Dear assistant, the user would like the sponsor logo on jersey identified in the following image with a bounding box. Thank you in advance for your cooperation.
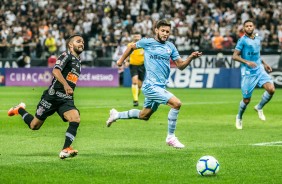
[56,60,61,65]
[149,54,169,61]
[40,99,52,109]
[48,88,55,95]
[66,72,78,84]
[36,106,45,116]
[56,91,72,99]
[166,48,171,54]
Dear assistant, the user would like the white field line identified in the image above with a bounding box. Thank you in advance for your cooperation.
[251,141,282,146]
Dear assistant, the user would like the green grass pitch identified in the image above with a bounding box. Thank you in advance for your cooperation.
[0,87,281,183]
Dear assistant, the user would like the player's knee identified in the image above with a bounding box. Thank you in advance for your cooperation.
[173,101,182,109]
[140,115,150,121]
[139,113,151,120]
[29,120,43,130]
[68,116,80,123]
[268,87,275,95]
[243,99,250,104]
[30,124,40,130]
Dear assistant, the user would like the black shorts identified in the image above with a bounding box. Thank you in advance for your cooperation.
[129,64,145,81]
[35,90,79,122]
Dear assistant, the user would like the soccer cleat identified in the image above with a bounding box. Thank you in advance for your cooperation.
[166,136,185,149]
[106,108,119,127]
[8,102,26,116]
[59,147,78,159]
[133,101,139,107]
[236,115,243,129]
[254,105,266,121]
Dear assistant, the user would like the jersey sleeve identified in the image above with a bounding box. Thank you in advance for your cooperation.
[136,38,148,49]
[54,52,70,70]
[170,43,180,61]
[235,38,244,51]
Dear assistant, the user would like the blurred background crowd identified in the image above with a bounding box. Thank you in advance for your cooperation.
[0,0,282,64]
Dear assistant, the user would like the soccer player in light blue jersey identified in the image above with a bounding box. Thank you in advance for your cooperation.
[232,19,275,130]
[106,19,202,148]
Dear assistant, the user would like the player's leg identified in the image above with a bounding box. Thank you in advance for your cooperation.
[257,82,275,109]
[8,102,46,129]
[236,75,256,129]
[131,75,139,106]
[130,65,139,106]
[254,73,275,120]
[137,64,145,97]
[106,83,161,127]
[166,95,184,148]
[106,108,154,127]
[58,103,80,159]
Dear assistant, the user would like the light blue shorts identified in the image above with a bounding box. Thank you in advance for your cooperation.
[241,70,273,98]
[142,84,174,112]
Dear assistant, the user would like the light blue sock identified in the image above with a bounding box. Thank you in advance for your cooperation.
[238,100,247,119]
[168,108,179,136]
[118,109,140,119]
[257,91,272,109]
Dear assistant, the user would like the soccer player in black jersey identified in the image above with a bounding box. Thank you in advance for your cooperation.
[8,34,84,159]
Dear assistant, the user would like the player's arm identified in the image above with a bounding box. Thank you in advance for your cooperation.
[52,68,73,95]
[261,59,272,72]
[117,43,137,66]
[174,51,202,70]
[232,50,257,68]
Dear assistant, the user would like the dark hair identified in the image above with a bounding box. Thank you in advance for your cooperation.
[243,19,255,26]
[155,19,171,29]
[133,32,141,35]
[66,34,83,49]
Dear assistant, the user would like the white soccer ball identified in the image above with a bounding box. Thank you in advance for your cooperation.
[196,155,220,176]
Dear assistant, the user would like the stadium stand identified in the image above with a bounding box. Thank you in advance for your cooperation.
[0,0,281,67]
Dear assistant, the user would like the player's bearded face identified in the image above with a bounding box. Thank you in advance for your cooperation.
[244,22,254,35]
[72,37,84,55]
[156,26,170,42]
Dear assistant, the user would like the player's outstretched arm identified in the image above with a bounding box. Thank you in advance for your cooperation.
[174,51,202,70]
[117,43,137,66]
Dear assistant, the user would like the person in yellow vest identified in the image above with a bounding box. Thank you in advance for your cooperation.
[45,33,57,56]
[127,33,145,106]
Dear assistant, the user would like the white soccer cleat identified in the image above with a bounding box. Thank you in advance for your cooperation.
[106,108,119,127]
[254,105,266,121]
[59,147,78,159]
[236,115,243,130]
[166,136,185,149]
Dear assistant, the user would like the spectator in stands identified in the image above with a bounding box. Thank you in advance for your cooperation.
[212,31,224,50]
[11,32,24,58]
[0,0,281,62]
[200,32,212,50]
[267,34,280,52]
[44,33,57,57]
[190,29,201,51]
[112,40,128,85]
[215,52,226,68]
[17,52,30,68]
[0,36,9,58]
[222,32,235,50]
[57,32,66,54]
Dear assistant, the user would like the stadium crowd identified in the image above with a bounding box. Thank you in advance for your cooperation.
[0,0,282,62]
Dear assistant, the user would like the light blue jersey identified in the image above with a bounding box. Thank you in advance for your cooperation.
[235,35,273,98]
[136,38,180,86]
[136,38,180,111]
[235,35,262,75]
